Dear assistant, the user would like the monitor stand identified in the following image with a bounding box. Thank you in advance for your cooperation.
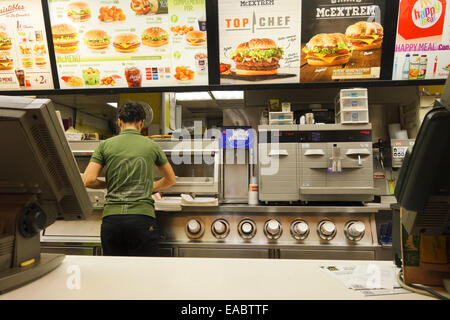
[0,253,64,294]
[0,194,65,294]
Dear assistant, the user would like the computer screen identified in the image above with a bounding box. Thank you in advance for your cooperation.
[394,78,450,236]
[0,96,92,227]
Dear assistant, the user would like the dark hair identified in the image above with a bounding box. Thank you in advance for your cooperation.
[118,102,147,123]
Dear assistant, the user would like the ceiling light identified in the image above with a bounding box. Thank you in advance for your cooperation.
[211,91,244,100]
[107,102,118,108]
[176,92,212,101]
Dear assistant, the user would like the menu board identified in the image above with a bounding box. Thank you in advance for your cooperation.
[218,0,301,85]
[0,0,54,90]
[300,0,385,82]
[392,0,450,81]
[218,0,385,85]
[47,0,208,89]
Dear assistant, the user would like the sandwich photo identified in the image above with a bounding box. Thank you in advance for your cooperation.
[61,76,83,87]
[130,0,158,15]
[67,2,91,22]
[185,30,206,46]
[113,33,141,53]
[230,38,284,76]
[35,57,47,68]
[84,29,110,50]
[21,57,33,68]
[345,21,383,51]
[0,32,12,50]
[0,52,13,70]
[142,27,168,47]
[302,33,352,66]
[52,24,79,54]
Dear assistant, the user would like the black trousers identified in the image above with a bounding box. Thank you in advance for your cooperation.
[101,214,159,256]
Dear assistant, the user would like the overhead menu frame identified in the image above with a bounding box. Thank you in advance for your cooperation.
[0,0,55,91]
[392,0,450,81]
[0,0,447,96]
[46,0,209,90]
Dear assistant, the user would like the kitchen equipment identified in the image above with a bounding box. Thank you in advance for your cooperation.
[297,124,374,202]
[258,125,298,203]
[69,140,106,208]
[220,127,254,203]
[391,139,415,168]
[155,205,382,260]
[153,138,220,196]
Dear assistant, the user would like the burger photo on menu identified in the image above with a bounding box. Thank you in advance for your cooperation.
[302,33,352,66]
[113,33,141,53]
[67,2,92,22]
[345,21,383,51]
[230,38,284,76]
[0,32,12,50]
[142,27,168,47]
[300,0,385,82]
[0,52,13,70]
[35,57,47,68]
[52,24,79,54]
[185,30,206,47]
[84,29,111,50]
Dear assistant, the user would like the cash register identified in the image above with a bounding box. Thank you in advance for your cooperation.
[393,76,450,294]
[0,96,92,293]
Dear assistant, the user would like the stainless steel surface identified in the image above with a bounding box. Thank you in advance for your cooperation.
[211,219,230,239]
[60,138,391,261]
[222,149,249,203]
[290,220,310,240]
[298,124,375,202]
[279,249,375,260]
[344,221,366,241]
[178,204,388,213]
[177,247,270,259]
[317,220,337,241]
[157,212,377,247]
[258,125,299,202]
[154,139,220,196]
[68,140,101,156]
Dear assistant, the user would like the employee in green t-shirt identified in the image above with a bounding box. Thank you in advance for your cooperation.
[83,102,176,256]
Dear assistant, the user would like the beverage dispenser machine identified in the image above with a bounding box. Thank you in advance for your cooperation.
[220,127,254,203]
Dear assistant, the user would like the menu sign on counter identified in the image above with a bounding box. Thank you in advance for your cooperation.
[47,0,208,89]
[392,0,450,81]
[0,0,54,91]
[218,0,301,85]
[300,0,385,82]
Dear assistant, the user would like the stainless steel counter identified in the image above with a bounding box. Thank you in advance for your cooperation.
[40,204,393,260]
[178,203,390,213]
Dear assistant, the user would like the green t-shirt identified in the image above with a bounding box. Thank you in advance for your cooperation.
[90,129,168,218]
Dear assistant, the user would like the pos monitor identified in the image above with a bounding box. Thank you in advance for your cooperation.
[0,96,92,293]
[394,76,450,236]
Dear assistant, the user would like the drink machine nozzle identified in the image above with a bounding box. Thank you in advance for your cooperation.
[331,145,342,173]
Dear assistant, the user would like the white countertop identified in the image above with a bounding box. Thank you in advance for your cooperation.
[0,256,433,300]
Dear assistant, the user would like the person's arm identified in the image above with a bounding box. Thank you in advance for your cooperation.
[83,162,107,189]
[153,162,176,192]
